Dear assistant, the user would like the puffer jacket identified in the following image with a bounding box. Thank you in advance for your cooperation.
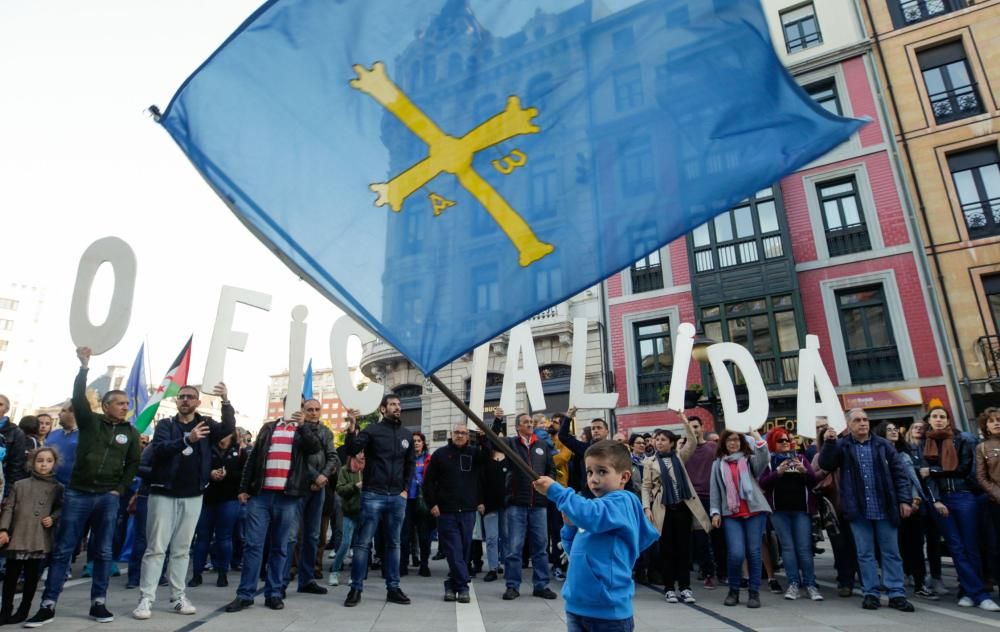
[344,417,415,496]
[505,433,553,508]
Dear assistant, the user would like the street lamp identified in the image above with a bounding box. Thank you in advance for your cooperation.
[691,330,717,364]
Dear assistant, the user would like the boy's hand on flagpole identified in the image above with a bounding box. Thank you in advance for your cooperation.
[532,476,555,495]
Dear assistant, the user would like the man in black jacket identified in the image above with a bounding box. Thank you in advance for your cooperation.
[133,384,235,621]
[342,395,415,607]
[224,406,322,613]
[423,423,485,603]
[502,412,557,601]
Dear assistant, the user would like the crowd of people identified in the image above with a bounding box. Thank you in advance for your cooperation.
[0,347,999,629]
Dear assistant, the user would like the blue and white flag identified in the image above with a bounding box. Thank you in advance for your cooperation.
[157,0,865,374]
[303,359,314,400]
[125,344,149,426]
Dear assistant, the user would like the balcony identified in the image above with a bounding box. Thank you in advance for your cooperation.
[528,302,573,339]
[898,0,961,26]
[826,224,871,257]
[637,373,669,405]
[962,197,1000,240]
[630,264,664,293]
[978,335,1000,380]
[359,336,404,380]
[929,84,982,124]
[846,346,904,384]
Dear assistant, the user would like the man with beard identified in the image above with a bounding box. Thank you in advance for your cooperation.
[132,384,235,620]
[342,395,415,607]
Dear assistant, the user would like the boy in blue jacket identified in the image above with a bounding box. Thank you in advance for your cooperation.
[533,440,658,632]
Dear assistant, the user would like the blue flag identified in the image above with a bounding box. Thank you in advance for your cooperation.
[125,344,149,426]
[157,0,865,374]
[303,359,314,400]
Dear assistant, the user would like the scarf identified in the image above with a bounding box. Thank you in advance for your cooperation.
[722,453,755,514]
[924,428,958,472]
[656,451,691,506]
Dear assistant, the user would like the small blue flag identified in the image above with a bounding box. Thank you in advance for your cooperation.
[125,344,149,426]
[157,0,865,374]
[303,359,314,400]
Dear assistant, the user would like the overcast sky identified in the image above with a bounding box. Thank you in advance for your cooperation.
[0,1,364,418]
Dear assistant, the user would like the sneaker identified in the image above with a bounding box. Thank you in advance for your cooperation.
[807,586,823,601]
[444,590,457,602]
[532,587,558,600]
[888,596,915,612]
[171,597,196,615]
[703,575,716,590]
[768,578,783,594]
[838,586,853,598]
[225,598,253,613]
[132,598,152,620]
[914,588,939,600]
[328,572,340,587]
[724,589,740,606]
[81,563,93,578]
[680,589,696,604]
[111,563,121,577]
[784,582,800,600]
[502,587,519,600]
[552,568,566,581]
[327,551,337,559]
[483,570,498,582]
[457,591,470,604]
[90,602,114,623]
[665,590,679,603]
[979,598,1000,612]
[928,577,949,595]
[958,595,975,607]
[23,606,55,628]
[747,591,761,609]
[862,595,880,610]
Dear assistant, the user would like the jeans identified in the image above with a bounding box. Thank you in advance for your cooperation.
[192,499,241,576]
[504,505,550,590]
[722,514,766,593]
[484,510,505,571]
[931,492,989,603]
[350,492,406,591]
[236,491,302,600]
[128,495,150,586]
[331,515,356,573]
[294,489,324,588]
[140,494,203,603]
[769,510,816,587]
[42,489,119,604]
[438,512,476,592]
[849,519,905,598]
[566,612,634,632]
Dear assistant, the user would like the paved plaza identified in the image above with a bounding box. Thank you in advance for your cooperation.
[16,550,1000,632]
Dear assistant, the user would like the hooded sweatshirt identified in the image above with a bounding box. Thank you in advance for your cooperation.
[546,482,658,621]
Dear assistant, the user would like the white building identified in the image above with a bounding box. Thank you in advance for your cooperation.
[0,282,47,420]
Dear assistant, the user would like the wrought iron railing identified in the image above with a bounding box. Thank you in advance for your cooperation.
[962,197,1000,239]
[899,0,956,25]
[846,346,904,384]
[929,84,982,124]
[638,373,669,405]
[978,335,1000,380]
[631,264,664,293]
[826,223,871,257]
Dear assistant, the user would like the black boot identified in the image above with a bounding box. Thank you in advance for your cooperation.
[217,572,229,587]
[724,589,739,606]
[0,606,11,625]
[9,603,30,624]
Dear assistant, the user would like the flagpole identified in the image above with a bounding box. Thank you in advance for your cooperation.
[426,373,539,482]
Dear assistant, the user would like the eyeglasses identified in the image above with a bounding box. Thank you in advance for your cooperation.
[304,408,321,413]
[453,430,469,435]
[177,394,198,401]
[886,427,899,433]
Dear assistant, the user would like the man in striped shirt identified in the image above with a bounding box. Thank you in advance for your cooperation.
[225,404,322,613]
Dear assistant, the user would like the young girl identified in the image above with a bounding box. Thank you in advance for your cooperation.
[0,447,63,623]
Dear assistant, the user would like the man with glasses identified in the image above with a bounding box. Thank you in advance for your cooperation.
[25,347,142,628]
[422,423,486,603]
[132,383,235,621]
[286,398,339,596]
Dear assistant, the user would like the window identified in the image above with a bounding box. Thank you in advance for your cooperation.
[618,135,655,195]
[781,4,822,53]
[889,0,965,29]
[0,299,17,311]
[836,286,904,384]
[948,145,1000,239]
[806,79,841,116]
[533,254,563,304]
[634,319,672,405]
[984,275,1000,334]
[530,155,558,218]
[691,188,783,273]
[0,320,12,331]
[918,42,982,124]
[700,294,801,386]
[631,251,664,293]
[818,177,871,256]
[614,64,643,112]
[472,265,499,313]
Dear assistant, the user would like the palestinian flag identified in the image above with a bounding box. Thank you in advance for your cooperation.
[135,336,192,432]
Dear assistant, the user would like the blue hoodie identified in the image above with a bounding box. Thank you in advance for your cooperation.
[547,482,658,620]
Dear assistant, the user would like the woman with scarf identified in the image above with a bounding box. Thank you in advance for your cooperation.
[758,428,823,601]
[709,428,770,609]
[641,416,710,605]
[917,406,1000,611]
[629,434,647,486]
[400,432,433,577]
